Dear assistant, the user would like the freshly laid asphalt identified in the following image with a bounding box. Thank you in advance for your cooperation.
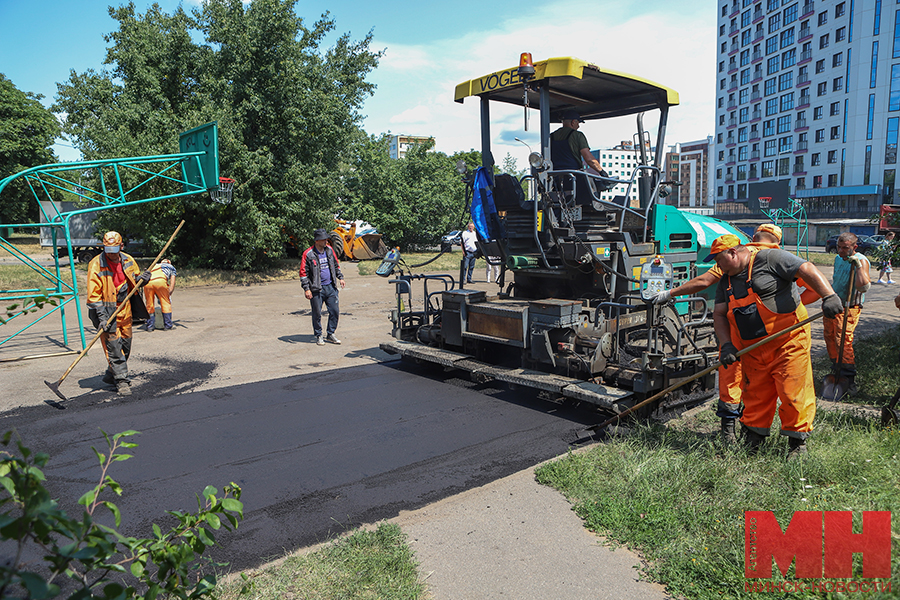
[2,257,898,599]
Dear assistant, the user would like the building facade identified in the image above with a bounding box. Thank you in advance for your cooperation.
[388,135,435,159]
[590,141,647,207]
[664,137,716,215]
[714,0,897,240]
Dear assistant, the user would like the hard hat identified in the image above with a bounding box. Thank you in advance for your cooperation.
[103,231,123,246]
[755,223,783,242]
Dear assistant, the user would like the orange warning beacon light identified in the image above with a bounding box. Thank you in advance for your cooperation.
[518,52,535,80]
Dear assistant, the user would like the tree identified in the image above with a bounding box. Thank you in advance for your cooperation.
[0,74,60,226]
[340,135,471,250]
[53,0,382,270]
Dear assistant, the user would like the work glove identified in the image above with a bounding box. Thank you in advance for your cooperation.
[846,255,863,269]
[650,289,672,305]
[821,293,843,319]
[719,342,739,366]
[138,270,151,286]
[98,310,117,334]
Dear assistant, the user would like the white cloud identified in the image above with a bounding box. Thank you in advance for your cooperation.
[361,0,715,170]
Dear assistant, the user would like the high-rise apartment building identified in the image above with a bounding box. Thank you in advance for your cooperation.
[590,141,647,207]
[388,135,435,159]
[664,137,716,215]
[714,0,896,237]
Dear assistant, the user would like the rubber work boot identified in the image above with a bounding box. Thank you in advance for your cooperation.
[325,333,341,345]
[102,371,116,385]
[787,436,808,460]
[162,313,173,330]
[116,381,132,396]
[742,426,767,455]
[845,376,858,397]
[145,315,155,331]
[721,417,737,445]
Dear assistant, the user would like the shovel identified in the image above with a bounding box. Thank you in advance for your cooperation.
[881,386,900,427]
[44,220,185,403]
[588,311,824,434]
[822,262,856,401]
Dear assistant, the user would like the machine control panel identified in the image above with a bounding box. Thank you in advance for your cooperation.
[639,256,673,301]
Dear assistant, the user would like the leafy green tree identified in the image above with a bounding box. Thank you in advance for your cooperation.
[0,75,61,226]
[53,0,381,270]
[340,136,471,250]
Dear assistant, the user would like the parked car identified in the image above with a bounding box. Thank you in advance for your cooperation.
[824,234,880,254]
[440,230,462,252]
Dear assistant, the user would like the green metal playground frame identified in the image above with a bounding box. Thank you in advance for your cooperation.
[0,122,220,359]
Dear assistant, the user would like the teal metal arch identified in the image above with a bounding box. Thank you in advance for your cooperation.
[0,122,220,359]
[759,195,810,259]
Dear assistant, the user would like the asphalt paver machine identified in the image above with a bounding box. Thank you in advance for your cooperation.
[380,55,748,420]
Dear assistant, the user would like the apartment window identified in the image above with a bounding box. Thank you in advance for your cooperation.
[890,64,900,110]
[813,106,823,120]
[720,115,726,126]
[813,175,822,188]
[741,68,751,85]
[811,153,821,166]
[894,10,900,58]
[723,4,729,16]
[836,27,846,42]
[815,59,825,74]
[875,0,882,35]
[718,148,725,159]
[767,56,780,75]
[764,119,776,136]
[830,102,840,116]
[765,139,778,156]
[796,177,805,188]
[818,11,827,26]
[766,98,779,115]
[742,29,752,46]
[783,2,798,24]
[739,127,748,142]
[835,2,845,17]
[815,129,825,142]
[739,145,749,160]
[717,168,723,180]
[868,94,876,139]
[832,52,843,68]
[830,125,841,139]
[765,77,777,95]
[871,42,880,88]
[766,35,779,55]
[779,136,793,152]
[833,77,843,91]
[769,13,781,33]
[739,89,748,105]
[720,24,727,37]
[742,9,752,27]
[795,155,805,171]
[740,106,750,123]
[740,49,751,66]
[721,78,727,90]
[778,157,791,175]
[887,117,899,164]
[762,160,774,177]
[777,115,792,133]
[782,48,796,68]
[768,0,780,10]
[828,150,837,163]
[780,27,795,48]
[777,72,792,91]
[780,92,794,111]
[718,97,725,108]
[722,41,728,53]
[820,34,829,49]
[828,174,838,186]
[817,81,827,96]
[865,146,872,184]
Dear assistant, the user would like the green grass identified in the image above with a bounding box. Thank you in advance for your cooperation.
[536,327,900,600]
[215,523,426,600]
[812,324,900,404]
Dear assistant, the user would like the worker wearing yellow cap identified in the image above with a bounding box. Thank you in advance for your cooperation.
[86,231,151,396]
[648,223,784,443]
[709,234,841,458]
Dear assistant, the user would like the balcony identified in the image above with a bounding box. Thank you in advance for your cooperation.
[752,109,762,120]
[728,118,738,127]
[796,141,808,151]
[752,50,762,62]
[730,24,739,36]
[737,171,748,180]
[727,100,737,109]
[754,29,764,42]
[753,8,763,21]
[800,25,811,40]
[728,80,739,91]
[751,150,761,159]
[751,91,761,102]
[750,132,760,141]
[795,118,807,129]
[801,1,814,17]
[799,49,812,63]
[798,95,811,108]
[797,74,810,86]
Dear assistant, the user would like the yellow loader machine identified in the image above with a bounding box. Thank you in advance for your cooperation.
[330,219,389,261]
[379,55,748,421]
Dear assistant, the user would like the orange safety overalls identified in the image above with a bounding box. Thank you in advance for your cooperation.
[712,243,778,418]
[722,253,816,439]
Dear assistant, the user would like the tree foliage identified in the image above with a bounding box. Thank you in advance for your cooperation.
[0,430,243,599]
[0,75,60,225]
[53,0,382,270]
[339,135,474,250]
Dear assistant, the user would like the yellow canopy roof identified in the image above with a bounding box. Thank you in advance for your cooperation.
[454,57,679,121]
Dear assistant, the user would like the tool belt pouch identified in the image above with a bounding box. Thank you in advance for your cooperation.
[732,304,768,341]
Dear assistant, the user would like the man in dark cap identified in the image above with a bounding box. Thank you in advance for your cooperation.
[550,109,608,173]
[300,228,345,345]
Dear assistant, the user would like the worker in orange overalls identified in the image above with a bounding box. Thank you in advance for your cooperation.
[144,258,178,331]
[709,234,842,458]
[823,233,871,397]
[86,231,150,396]
[650,224,784,444]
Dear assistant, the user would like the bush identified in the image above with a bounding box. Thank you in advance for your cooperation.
[0,430,243,599]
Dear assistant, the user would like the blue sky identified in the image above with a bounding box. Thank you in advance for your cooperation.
[0,0,715,169]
